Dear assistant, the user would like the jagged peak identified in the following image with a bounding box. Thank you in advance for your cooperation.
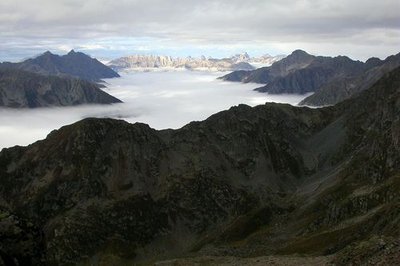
[30,51,58,60]
[66,49,87,57]
[40,51,56,57]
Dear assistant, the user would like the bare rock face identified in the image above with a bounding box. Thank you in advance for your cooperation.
[0,208,45,265]
[0,69,122,108]
[0,67,399,264]
[108,53,284,72]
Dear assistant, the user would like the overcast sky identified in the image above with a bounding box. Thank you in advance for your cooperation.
[0,0,399,62]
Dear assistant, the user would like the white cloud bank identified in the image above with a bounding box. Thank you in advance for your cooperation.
[0,71,310,149]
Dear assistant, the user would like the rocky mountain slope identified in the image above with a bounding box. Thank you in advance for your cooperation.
[219,50,316,83]
[300,52,400,106]
[0,50,120,82]
[0,67,399,264]
[255,55,365,94]
[220,50,400,105]
[108,53,284,72]
[0,68,121,108]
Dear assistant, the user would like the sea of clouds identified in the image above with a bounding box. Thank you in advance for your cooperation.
[0,71,311,149]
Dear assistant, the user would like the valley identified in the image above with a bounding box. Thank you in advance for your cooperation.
[0,66,399,265]
[0,70,310,149]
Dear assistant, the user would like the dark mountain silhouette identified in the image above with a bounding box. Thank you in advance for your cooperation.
[300,52,400,106]
[255,55,365,94]
[220,50,400,107]
[0,67,399,264]
[0,50,120,82]
[0,68,121,108]
[220,49,315,84]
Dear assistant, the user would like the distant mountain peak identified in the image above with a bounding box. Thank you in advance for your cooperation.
[232,52,251,61]
[292,49,307,53]
[40,51,57,57]
[290,49,311,56]
[108,53,284,72]
[66,50,88,58]
[2,50,120,81]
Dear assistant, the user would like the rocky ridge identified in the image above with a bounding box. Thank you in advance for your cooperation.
[300,52,400,106]
[221,50,400,106]
[0,50,120,82]
[108,53,285,72]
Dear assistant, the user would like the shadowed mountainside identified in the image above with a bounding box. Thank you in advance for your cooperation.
[0,68,122,108]
[300,52,400,106]
[219,50,316,84]
[0,67,399,264]
[220,50,400,106]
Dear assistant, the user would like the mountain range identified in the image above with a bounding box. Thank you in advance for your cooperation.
[300,52,400,106]
[220,50,400,106]
[0,51,122,108]
[1,66,399,265]
[0,50,120,82]
[108,53,285,72]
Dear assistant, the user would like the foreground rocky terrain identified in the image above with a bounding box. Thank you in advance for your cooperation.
[155,255,334,265]
[0,67,399,265]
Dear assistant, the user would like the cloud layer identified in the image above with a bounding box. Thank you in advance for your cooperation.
[0,71,310,149]
[0,0,399,61]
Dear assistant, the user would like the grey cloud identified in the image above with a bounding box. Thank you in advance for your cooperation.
[0,0,399,61]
